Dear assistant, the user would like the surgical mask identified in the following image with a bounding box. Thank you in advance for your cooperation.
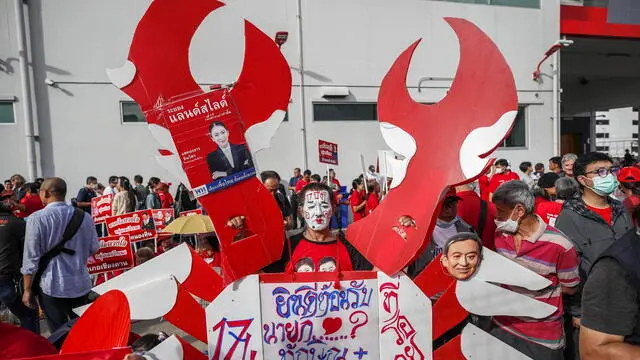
[589,174,619,197]
[437,217,459,229]
[495,168,504,174]
[494,209,520,233]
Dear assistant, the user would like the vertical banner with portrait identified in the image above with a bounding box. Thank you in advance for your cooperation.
[318,140,339,165]
[159,89,256,198]
[153,208,175,231]
[91,194,113,223]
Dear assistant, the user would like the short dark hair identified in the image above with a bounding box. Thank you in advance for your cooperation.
[311,174,321,182]
[42,177,67,198]
[148,177,160,188]
[298,182,334,207]
[134,175,143,184]
[209,121,227,134]
[25,182,40,193]
[131,333,163,353]
[495,159,509,167]
[108,176,118,184]
[443,232,483,256]
[260,170,280,182]
[534,163,544,171]
[519,162,532,173]
[574,152,614,177]
[35,177,44,183]
[86,176,97,185]
[294,168,301,172]
[352,177,363,190]
[549,156,562,167]
[303,170,312,176]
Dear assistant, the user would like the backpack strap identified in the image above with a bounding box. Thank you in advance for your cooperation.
[32,208,85,295]
[477,199,488,237]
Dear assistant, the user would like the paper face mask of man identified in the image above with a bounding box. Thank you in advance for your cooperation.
[303,190,332,231]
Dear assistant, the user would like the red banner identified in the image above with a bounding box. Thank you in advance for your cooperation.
[179,209,203,217]
[104,210,156,242]
[152,208,175,231]
[87,235,135,275]
[318,140,339,165]
[91,194,113,223]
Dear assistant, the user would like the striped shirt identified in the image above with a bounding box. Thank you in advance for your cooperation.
[493,216,580,349]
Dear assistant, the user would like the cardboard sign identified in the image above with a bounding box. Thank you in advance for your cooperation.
[206,272,431,359]
[104,210,156,242]
[153,208,175,230]
[87,235,135,275]
[91,194,113,224]
[179,209,203,217]
[319,140,339,165]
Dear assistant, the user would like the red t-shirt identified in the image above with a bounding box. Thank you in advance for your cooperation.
[456,190,496,250]
[198,249,221,268]
[535,200,563,227]
[488,171,520,194]
[587,205,613,225]
[623,195,640,215]
[286,238,353,273]
[157,190,174,209]
[479,175,491,201]
[20,193,44,217]
[349,190,366,221]
[365,193,380,215]
[295,179,310,193]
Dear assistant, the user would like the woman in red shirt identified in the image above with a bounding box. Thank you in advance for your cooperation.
[13,183,44,218]
[365,180,380,215]
[155,182,174,209]
[349,178,367,222]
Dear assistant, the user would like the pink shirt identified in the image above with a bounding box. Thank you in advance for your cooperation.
[493,216,579,349]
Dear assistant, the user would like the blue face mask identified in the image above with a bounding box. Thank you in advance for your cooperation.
[588,173,619,197]
[437,217,459,229]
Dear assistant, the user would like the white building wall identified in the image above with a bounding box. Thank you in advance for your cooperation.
[595,107,639,157]
[0,0,558,194]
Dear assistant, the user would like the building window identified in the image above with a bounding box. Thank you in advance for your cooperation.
[596,146,610,151]
[596,133,610,138]
[500,105,526,148]
[313,103,377,121]
[633,133,639,139]
[120,101,145,123]
[596,119,610,125]
[633,120,639,126]
[0,101,15,124]
[432,0,540,9]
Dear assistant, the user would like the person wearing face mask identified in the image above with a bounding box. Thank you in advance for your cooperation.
[74,177,98,214]
[555,152,633,360]
[407,188,474,278]
[491,180,579,360]
[487,159,520,202]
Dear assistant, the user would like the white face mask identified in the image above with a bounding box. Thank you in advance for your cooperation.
[495,167,504,174]
[494,208,521,234]
[303,190,332,231]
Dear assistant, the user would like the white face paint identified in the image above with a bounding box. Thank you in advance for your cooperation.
[303,190,332,231]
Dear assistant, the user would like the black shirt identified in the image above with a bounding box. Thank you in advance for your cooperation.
[0,211,26,276]
[263,232,372,273]
[582,258,639,336]
[76,187,97,213]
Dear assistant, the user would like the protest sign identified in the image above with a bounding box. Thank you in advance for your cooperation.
[318,140,339,165]
[179,209,203,217]
[153,208,175,230]
[87,235,135,276]
[91,194,113,223]
[104,210,156,242]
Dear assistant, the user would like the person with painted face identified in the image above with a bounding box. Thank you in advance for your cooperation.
[264,182,371,273]
[491,180,579,360]
[555,152,633,359]
[487,159,520,202]
[206,122,254,180]
[407,188,474,278]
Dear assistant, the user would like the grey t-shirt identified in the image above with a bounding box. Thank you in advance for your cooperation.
[582,258,639,336]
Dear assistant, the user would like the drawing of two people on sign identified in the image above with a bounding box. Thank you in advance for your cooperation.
[206,121,254,181]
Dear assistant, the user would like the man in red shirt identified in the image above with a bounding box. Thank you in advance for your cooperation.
[492,180,579,360]
[618,166,640,214]
[487,159,520,202]
[295,170,312,194]
[455,183,496,250]
[12,183,44,218]
[349,178,367,222]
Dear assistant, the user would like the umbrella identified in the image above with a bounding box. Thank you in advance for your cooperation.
[162,214,215,234]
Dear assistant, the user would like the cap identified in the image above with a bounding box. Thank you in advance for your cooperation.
[618,167,640,183]
[444,187,462,201]
[537,172,560,189]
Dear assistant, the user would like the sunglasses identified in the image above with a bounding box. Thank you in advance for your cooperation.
[584,167,620,178]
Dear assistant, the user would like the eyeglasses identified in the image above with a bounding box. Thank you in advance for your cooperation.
[585,167,620,178]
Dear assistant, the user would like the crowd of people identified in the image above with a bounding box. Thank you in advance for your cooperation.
[2,149,640,359]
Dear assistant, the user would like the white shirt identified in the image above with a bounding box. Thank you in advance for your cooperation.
[102,186,119,196]
[220,145,234,168]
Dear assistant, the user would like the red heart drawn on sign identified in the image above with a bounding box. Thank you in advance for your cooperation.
[322,317,342,335]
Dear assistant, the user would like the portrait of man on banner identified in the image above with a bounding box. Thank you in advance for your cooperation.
[206,121,254,180]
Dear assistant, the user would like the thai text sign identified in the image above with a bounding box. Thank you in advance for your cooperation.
[91,194,113,223]
[87,235,134,275]
[104,210,156,242]
[319,140,339,165]
[153,208,175,231]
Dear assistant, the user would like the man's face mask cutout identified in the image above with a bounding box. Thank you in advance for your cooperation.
[303,190,332,231]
